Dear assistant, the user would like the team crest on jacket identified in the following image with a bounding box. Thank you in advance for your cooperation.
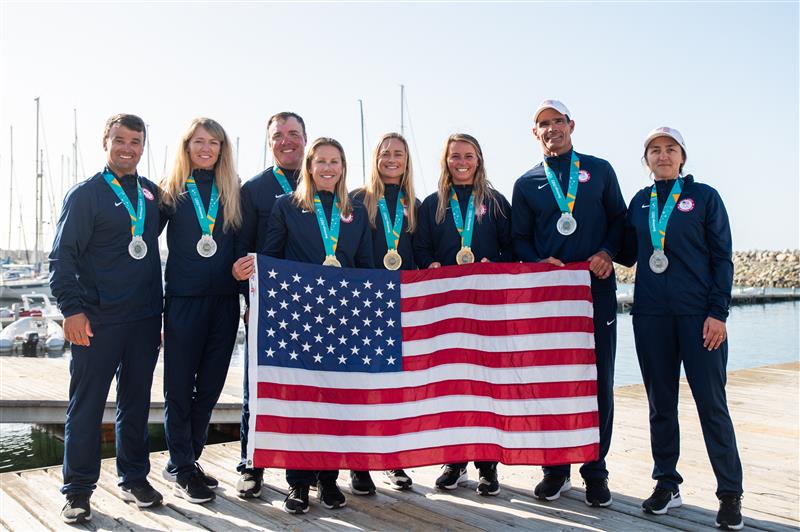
[340,212,354,224]
[480,204,487,216]
[578,170,591,183]
[142,188,155,201]
[677,198,695,212]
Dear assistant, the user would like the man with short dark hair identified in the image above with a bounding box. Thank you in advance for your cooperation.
[231,112,307,504]
[50,113,164,523]
[512,99,626,508]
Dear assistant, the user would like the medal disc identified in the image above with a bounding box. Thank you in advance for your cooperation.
[197,235,217,258]
[323,255,342,268]
[556,213,577,236]
[128,236,147,260]
[456,247,475,265]
[649,249,669,274]
[383,250,402,270]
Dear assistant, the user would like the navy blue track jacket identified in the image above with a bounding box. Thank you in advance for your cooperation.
[413,185,514,268]
[351,184,420,270]
[49,168,163,325]
[512,149,626,292]
[261,191,374,268]
[161,169,238,296]
[618,175,733,321]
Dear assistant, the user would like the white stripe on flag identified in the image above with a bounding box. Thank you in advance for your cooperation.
[256,394,598,420]
[402,300,594,327]
[257,363,597,389]
[402,332,595,357]
[254,426,600,453]
[401,269,591,298]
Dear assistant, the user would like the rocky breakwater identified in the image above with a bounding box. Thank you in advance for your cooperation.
[614,250,800,288]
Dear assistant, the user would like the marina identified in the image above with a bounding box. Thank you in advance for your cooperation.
[0,362,796,531]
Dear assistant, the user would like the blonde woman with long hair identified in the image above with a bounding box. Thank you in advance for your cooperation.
[159,117,242,505]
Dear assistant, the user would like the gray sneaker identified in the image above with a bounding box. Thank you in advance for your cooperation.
[61,493,91,524]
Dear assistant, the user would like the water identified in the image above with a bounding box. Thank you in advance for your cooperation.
[1,300,797,473]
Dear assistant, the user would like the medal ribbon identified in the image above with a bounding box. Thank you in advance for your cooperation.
[543,151,580,214]
[377,191,405,251]
[103,171,145,237]
[186,175,219,236]
[648,178,683,251]
[273,166,294,195]
[449,188,476,249]
[313,193,340,256]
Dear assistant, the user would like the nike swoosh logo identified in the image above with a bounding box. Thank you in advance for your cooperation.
[115,201,123,207]
[641,204,649,208]
[275,194,282,198]
[607,319,615,325]
[301,209,310,213]
[538,183,549,190]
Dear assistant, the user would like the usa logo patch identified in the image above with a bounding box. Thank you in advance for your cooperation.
[142,188,155,201]
[677,198,695,212]
[578,170,591,183]
[480,204,488,216]
[340,212,354,224]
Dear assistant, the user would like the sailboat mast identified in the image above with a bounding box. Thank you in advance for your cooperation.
[359,99,366,184]
[73,108,78,185]
[400,84,405,137]
[34,97,43,269]
[8,126,13,254]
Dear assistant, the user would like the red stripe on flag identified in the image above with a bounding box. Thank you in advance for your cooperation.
[401,348,597,371]
[400,260,591,284]
[257,379,597,404]
[254,443,600,470]
[402,316,594,340]
[255,411,599,436]
[401,285,592,312]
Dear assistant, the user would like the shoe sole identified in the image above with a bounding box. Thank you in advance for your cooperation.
[585,494,613,507]
[282,502,310,514]
[238,489,262,499]
[436,471,468,490]
[385,481,412,491]
[164,468,217,489]
[173,486,215,504]
[319,498,347,509]
[61,512,92,524]
[120,490,163,508]
[643,495,682,515]
[536,479,572,501]
[349,483,376,496]
[715,520,743,531]
[477,485,501,496]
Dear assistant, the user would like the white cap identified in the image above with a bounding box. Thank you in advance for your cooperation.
[534,99,571,123]
[644,126,686,153]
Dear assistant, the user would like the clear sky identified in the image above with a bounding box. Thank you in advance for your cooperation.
[1,1,798,252]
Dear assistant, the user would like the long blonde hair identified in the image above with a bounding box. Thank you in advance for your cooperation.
[361,133,417,233]
[293,137,352,217]
[160,117,241,232]
[434,133,499,224]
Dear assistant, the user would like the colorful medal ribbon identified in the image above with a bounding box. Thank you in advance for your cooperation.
[313,193,340,257]
[273,166,294,195]
[649,178,683,251]
[186,175,219,237]
[449,188,476,249]
[103,171,145,238]
[377,191,405,251]
[543,151,580,215]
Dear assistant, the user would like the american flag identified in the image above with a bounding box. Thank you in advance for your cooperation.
[246,255,599,470]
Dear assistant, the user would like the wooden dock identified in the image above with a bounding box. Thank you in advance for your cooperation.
[0,357,243,424]
[0,362,797,531]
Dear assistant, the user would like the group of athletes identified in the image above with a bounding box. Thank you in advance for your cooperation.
[49,99,744,530]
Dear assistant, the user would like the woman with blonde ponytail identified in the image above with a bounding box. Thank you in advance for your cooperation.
[159,117,242,505]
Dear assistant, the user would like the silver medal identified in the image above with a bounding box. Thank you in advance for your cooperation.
[556,213,577,236]
[197,234,217,258]
[649,249,669,274]
[128,236,147,260]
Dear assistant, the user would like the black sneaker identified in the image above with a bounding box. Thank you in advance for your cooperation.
[476,465,500,496]
[350,470,376,496]
[120,481,163,508]
[384,469,413,490]
[534,475,571,501]
[236,470,263,499]
[163,463,218,489]
[61,493,91,524]
[584,478,612,507]
[435,465,468,490]
[317,479,347,509]
[283,484,310,514]
[716,494,743,530]
[174,470,216,504]
[641,486,682,515]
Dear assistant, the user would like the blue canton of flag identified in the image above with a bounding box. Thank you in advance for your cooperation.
[256,255,403,373]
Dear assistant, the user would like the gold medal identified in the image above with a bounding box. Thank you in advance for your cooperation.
[383,249,402,270]
[456,246,475,265]
[323,255,342,267]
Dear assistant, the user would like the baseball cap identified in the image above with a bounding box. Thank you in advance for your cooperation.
[534,99,571,123]
[644,126,687,153]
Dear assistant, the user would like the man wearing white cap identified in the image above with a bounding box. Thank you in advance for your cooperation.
[512,99,626,507]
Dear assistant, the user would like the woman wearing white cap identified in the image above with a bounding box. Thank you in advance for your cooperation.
[618,127,743,530]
